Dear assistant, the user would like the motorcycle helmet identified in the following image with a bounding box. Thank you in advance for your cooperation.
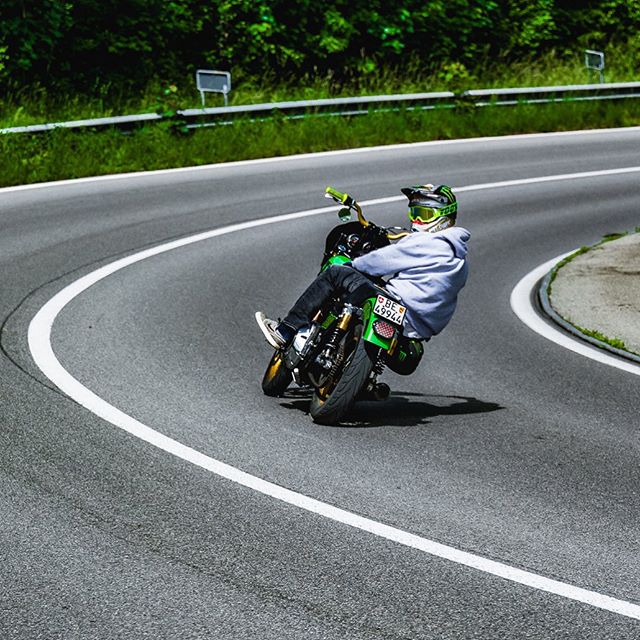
[401,183,458,232]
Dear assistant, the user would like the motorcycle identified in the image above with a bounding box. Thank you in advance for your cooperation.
[260,186,413,425]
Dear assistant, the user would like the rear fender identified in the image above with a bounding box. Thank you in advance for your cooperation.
[361,298,398,351]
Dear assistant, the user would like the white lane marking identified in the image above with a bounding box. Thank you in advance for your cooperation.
[375,165,640,200]
[28,169,640,620]
[3,125,640,194]
[456,165,640,192]
[510,254,640,376]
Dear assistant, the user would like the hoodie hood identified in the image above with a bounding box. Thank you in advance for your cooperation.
[430,226,470,259]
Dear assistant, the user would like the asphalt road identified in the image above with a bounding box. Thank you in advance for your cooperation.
[1,129,639,639]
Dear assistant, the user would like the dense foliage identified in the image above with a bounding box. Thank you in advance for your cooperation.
[1,1,639,91]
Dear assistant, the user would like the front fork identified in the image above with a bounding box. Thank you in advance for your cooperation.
[288,300,398,394]
[318,299,399,396]
[316,303,357,370]
[319,298,399,367]
[283,305,354,383]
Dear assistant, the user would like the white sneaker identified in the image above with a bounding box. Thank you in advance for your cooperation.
[255,312,288,349]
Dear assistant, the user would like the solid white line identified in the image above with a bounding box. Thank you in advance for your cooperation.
[456,165,640,192]
[3,125,640,194]
[371,165,640,200]
[510,254,640,376]
[28,168,640,620]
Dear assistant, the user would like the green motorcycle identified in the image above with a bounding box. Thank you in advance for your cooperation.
[261,187,416,425]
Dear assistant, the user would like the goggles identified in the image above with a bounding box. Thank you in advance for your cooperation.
[408,202,457,222]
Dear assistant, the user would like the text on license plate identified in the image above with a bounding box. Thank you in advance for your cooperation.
[374,295,406,326]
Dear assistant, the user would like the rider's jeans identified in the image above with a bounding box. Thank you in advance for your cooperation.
[282,264,378,331]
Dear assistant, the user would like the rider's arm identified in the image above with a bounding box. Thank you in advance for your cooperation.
[352,233,435,277]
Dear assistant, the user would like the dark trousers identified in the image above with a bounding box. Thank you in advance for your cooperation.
[282,264,377,330]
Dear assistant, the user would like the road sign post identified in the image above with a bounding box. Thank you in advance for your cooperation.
[584,50,605,84]
[196,70,231,107]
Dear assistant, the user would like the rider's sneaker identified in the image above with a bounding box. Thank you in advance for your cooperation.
[255,312,293,349]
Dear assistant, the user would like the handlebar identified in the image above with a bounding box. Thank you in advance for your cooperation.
[325,186,368,227]
[386,229,410,240]
[325,186,410,239]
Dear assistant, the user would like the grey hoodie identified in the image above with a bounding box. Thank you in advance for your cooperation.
[352,227,470,339]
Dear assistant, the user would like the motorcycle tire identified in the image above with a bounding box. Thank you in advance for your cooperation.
[261,350,292,397]
[309,325,375,425]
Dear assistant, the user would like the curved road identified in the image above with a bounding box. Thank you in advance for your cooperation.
[1,129,639,638]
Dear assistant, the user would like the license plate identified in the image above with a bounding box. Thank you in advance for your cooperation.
[374,295,406,326]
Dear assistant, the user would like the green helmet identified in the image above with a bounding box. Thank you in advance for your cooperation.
[401,184,458,232]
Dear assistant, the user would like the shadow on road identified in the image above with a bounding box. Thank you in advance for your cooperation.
[278,390,503,428]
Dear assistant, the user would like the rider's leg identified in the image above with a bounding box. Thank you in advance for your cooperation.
[281,264,377,332]
[282,265,373,331]
[257,265,377,349]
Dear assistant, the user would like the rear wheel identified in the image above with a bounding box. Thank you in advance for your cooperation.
[261,351,292,397]
[309,325,376,425]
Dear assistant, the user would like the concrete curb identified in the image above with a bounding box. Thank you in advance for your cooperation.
[538,239,640,365]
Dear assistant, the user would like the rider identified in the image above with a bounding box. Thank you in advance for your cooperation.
[256,183,470,374]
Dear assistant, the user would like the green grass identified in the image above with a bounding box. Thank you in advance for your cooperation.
[574,326,631,352]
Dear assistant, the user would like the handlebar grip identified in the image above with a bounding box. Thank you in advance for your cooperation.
[325,186,354,207]
[325,186,346,202]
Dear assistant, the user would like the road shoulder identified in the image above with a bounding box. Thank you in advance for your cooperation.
[543,232,640,360]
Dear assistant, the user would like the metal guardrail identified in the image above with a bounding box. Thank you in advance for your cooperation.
[2,112,161,135]
[465,81,640,105]
[2,82,640,135]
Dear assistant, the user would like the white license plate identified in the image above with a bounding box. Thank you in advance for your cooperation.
[374,295,406,326]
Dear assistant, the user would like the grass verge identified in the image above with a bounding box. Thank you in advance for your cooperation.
[573,325,631,353]
[2,98,640,188]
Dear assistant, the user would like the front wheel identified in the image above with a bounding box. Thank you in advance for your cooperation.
[261,350,292,397]
[309,325,376,425]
